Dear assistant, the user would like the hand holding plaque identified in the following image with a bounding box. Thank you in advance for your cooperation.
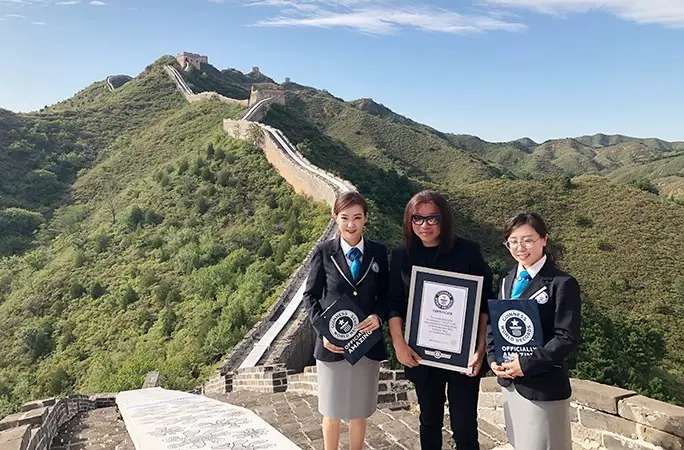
[488,299,544,365]
[312,294,383,365]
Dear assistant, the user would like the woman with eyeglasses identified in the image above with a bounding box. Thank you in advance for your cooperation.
[303,191,389,450]
[486,212,581,450]
[387,190,492,450]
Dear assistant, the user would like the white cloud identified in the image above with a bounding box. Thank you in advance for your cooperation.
[89,0,106,5]
[4,13,26,18]
[56,1,81,4]
[32,20,46,24]
[482,0,684,28]
[245,1,526,34]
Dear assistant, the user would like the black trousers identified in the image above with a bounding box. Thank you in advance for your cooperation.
[414,368,481,450]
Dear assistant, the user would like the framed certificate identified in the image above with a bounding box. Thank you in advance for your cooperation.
[404,266,483,374]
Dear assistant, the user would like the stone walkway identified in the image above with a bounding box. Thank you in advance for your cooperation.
[218,390,499,450]
[50,407,134,450]
[46,392,501,449]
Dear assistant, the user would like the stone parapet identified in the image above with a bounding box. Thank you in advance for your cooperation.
[476,377,684,450]
[232,365,289,393]
[0,393,116,450]
[202,372,234,397]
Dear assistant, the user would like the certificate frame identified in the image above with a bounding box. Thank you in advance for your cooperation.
[404,266,483,374]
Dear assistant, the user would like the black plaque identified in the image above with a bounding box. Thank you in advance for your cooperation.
[313,294,383,365]
[488,299,544,365]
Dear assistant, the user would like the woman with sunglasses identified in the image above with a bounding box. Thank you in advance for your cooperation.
[486,212,580,450]
[387,190,492,450]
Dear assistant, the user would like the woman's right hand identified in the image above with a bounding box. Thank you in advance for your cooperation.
[323,337,345,354]
[394,340,421,368]
[490,361,511,378]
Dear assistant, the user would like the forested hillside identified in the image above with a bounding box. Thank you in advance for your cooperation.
[2,55,682,416]
[263,87,684,404]
[0,59,330,415]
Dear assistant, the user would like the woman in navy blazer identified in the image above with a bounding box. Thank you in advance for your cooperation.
[486,212,581,450]
[303,191,389,450]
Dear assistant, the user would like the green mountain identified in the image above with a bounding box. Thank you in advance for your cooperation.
[0,57,329,415]
[1,55,683,414]
[260,85,684,404]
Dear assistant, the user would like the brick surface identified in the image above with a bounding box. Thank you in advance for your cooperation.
[219,390,499,449]
[602,433,652,450]
[51,407,133,450]
[637,424,684,450]
[579,408,638,439]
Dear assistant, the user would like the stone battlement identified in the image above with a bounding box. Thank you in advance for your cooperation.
[0,394,116,450]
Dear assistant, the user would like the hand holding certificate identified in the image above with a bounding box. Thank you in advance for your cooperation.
[404,266,483,374]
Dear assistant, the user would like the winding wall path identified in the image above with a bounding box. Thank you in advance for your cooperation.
[164,65,355,373]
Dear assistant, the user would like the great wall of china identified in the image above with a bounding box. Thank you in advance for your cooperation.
[1,59,683,450]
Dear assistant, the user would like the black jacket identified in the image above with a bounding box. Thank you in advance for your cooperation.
[486,259,581,401]
[388,237,493,383]
[303,237,389,362]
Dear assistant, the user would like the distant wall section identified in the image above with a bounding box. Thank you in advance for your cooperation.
[223,119,342,207]
[176,52,208,70]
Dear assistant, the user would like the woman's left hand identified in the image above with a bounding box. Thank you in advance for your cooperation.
[467,350,484,377]
[501,353,525,378]
[357,314,381,333]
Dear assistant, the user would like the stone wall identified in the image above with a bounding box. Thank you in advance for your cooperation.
[223,119,348,206]
[249,86,286,107]
[232,366,289,394]
[478,377,684,450]
[176,52,208,70]
[0,394,116,450]
[187,91,248,106]
[288,365,416,410]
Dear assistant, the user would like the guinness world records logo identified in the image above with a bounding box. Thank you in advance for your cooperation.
[498,310,534,345]
[330,310,359,341]
[434,290,454,310]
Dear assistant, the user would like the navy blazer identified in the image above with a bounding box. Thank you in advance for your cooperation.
[388,237,493,384]
[303,237,389,362]
[486,259,581,401]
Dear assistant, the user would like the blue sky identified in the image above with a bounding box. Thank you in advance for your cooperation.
[1,0,683,143]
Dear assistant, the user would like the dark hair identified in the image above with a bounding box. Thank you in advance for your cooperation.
[333,191,368,216]
[503,212,549,239]
[403,190,455,252]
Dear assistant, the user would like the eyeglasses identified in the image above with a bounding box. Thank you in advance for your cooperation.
[504,237,542,250]
[411,214,441,226]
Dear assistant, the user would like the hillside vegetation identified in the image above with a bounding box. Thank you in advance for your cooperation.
[2,55,683,413]
[0,56,186,256]
[263,86,684,404]
[0,59,330,415]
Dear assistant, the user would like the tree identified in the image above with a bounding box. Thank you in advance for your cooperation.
[247,123,264,147]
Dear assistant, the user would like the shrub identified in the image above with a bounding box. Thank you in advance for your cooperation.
[90,282,107,299]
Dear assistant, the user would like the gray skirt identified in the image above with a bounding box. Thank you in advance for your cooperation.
[502,385,572,450]
[317,357,381,420]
